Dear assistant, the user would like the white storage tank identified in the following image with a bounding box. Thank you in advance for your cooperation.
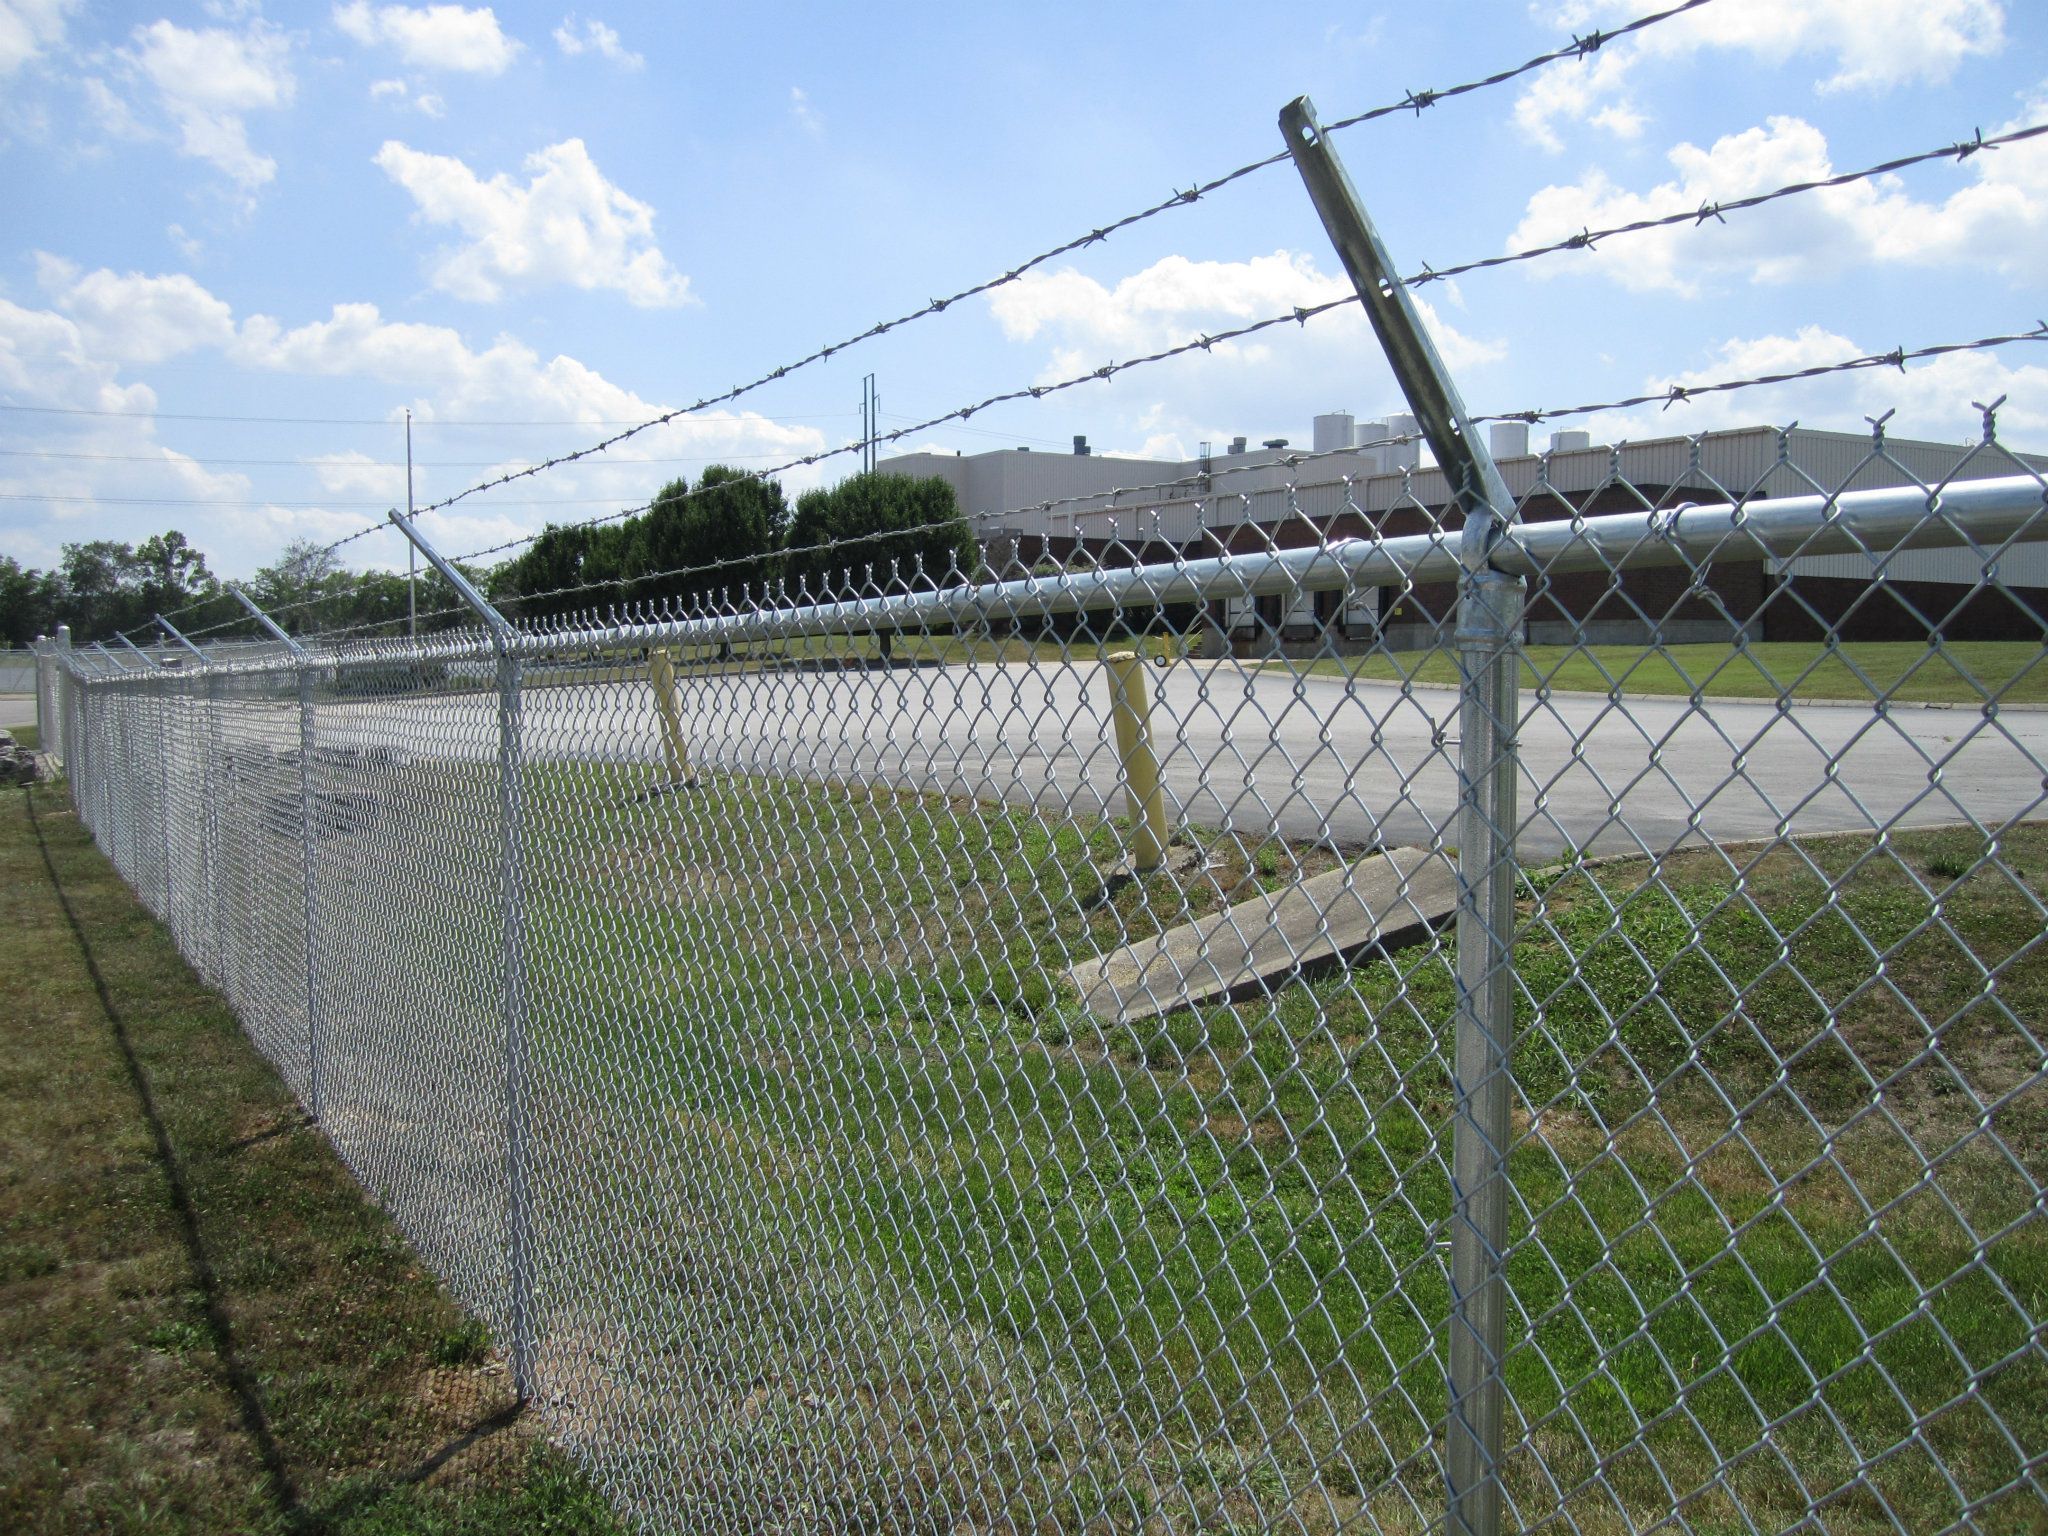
[1313,412,1356,454]
[1354,419,1391,473]
[1384,413,1421,471]
[1488,422,1530,459]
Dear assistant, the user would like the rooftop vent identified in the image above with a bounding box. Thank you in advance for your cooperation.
[1262,438,1289,450]
[1229,435,1248,455]
[1073,434,1090,456]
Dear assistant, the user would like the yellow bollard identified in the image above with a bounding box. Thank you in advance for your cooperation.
[648,646,692,784]
[1103,649,1170,873]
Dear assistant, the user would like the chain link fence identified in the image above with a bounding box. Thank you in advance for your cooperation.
[35,426,2048,1535]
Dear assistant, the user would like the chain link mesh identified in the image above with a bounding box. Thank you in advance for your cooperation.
[34,422,2048,1534]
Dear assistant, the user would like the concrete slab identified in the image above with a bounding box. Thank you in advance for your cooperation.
[1065,845,1458,1025]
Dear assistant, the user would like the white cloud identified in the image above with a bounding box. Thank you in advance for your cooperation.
[307,450,406,500]
[0,261,826,572]
[114,16,296,192]
[373,137,693,307]
[979,250,1505,475]
[1517,0,2007,150]
[333,2,519,74]
[36,251,238,364]
[553,13,641,70]
[368,75,447,115]
[0,295,254,545]
[0,0,74,77]
[1506,100,2048,295]
[167,223,203,261]
[790,85,822,136]
[81,75,146,140]
[1553,324,2048,445]
[989,249,1502,376]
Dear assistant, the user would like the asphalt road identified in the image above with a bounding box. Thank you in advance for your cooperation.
[305,660,2048,860]
[0,696,37,730]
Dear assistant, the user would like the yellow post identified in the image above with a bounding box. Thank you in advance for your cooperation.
[1103,649,1170,873]
[648,646,692,783]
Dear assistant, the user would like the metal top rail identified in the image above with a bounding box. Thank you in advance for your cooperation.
[50,473,2043,682]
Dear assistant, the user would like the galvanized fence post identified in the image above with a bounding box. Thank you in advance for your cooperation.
[1282,94,1525,1536]
[387,514,536,1401]
[54,625,73,783]
[1445,569,1523,1536]
[228,585,326,1121]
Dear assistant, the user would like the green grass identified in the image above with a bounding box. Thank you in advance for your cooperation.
[502,759,2047,1532]
[29,711,2044,1531]
[1283,640,2048,706]
[0,779,624,1536]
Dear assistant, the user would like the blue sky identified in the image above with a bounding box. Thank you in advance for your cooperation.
[1,0,2043,580]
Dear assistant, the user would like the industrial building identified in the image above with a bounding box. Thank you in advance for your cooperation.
[880,417,2048,652]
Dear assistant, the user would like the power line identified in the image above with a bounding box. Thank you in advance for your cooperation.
[0,492,699,510]
[0,403,861,426]
[0,446,820,467]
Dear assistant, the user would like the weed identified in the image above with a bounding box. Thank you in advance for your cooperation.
[431,1317,492,1368]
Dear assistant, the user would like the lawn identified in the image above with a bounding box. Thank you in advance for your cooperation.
[499,758,2048,1533]
[1284,640,2048,707]
[0,764,623,1536]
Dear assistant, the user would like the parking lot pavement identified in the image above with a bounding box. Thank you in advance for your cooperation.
[302,659,2048,859]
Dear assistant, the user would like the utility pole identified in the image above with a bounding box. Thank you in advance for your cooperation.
[405,408,417,639]
[860,373,879,475]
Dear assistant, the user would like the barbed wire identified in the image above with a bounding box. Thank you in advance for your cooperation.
[438,109,2022,568]
[1475,323,2048,426]
[309,320,2034,642]
[1407,120,2048,290]
[381,0,1721,530]
[443,296,1358,565]
[153,304,2039,657]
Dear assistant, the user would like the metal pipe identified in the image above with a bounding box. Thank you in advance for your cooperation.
[229,581,324,1120]
[1278,93,1515,571]
[227,584,310,658]
[168,476,2048,679]
[387,510,533,1400]
[295,661,324,1121]
[386,512,513,641]
[513,474,2047,657]
[1446,569,1525,1536]
[156,613,209,663]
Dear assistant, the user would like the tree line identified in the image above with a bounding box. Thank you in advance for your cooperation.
[0,531,486,647]
[485,467,970,620]
[0,466,971,646]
